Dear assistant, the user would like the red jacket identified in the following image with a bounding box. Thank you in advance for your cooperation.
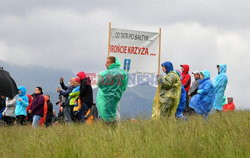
[223,102,235,111]
[26,95,33,111]
[181,64,191,92]
[39,95,48,126]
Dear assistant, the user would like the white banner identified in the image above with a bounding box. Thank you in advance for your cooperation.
[109,28,160,85]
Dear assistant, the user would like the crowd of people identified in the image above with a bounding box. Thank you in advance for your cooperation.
[0,56,235,127]
[0,56,127,127]
[152,62,235,120]
[0,87,54,127]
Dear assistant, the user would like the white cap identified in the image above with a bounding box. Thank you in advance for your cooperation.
[192,71,200,74]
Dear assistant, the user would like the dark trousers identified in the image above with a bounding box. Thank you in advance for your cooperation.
[26,113,33,123]
[2,116,15,126]
[64,105,74,123]
[184,94,196,115]
[45,119,52,127]
[74,103,88,122]
[16,115,26,125]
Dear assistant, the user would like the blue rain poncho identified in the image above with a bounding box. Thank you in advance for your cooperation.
[213,64,228,110]
[174,70,186,118]
[15,86,29,116]
[189,70,215,115]
[96,58,128,122]
[176,85,186,118]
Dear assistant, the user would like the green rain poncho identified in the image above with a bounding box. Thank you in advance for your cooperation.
[152,61,181,119]
[96,58,128,122]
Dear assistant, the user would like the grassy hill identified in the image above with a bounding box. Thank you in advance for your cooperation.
[0,111,249,158]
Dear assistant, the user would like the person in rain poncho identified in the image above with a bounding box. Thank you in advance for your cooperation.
[187,71,200,115]
[15,86,29,125]
[39,95,49,126]
[180,64,191,92]
[96,56,128,124]
[152,61,181,119]
[188,71,200,98]
[174,70,187,120]
[223,97,235,111]
[213,64,228,111]
[189,70,215,118]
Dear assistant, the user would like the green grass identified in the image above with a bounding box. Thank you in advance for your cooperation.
[0,111,250,158]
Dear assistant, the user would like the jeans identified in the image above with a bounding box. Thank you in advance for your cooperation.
[64,105,73,123]
[32,115,41,127]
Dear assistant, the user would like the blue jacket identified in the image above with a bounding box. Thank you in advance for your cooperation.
[213,64,228,110]
[189,70,215,115]
[15,86,29,116]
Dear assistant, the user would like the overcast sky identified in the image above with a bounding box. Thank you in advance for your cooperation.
[0,0,249,108]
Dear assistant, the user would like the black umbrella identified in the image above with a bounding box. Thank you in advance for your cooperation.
[0,68,18,98]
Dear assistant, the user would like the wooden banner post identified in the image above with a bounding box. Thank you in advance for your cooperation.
[107,22,111,57]
[157,28,162,100]
[157,28,162,75]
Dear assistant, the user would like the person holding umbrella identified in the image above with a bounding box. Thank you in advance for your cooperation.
[0,68,19,123]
